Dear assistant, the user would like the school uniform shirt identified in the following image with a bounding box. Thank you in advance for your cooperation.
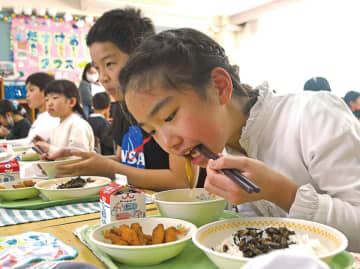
[7,112,59,146]
[48,113,94,155]
[6,118,31,140]
[113,106,169,169]
[227,86,360,251]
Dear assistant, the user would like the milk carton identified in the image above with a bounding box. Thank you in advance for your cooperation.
[100,183,146,224]
[0,158,20,183]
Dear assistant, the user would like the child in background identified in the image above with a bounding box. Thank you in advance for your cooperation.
[0,100,31,140]
[6,72,59,146]
[34,80,94,155]
[119,28,360,251]
[79,62,105,117]
[47,8,191,191]
[88,92,114,155]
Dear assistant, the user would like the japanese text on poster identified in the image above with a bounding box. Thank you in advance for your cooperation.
[11,17,91,82]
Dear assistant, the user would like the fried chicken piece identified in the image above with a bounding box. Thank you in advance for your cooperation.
[144,234,152,245]
[0,186,6,189]
[131,222,146,245]
[165,226,178,243]
[110,233,129,245]
[119,224,141,245]
[13,183,25,189]
[23,180,36,187]
[152,224,165,245]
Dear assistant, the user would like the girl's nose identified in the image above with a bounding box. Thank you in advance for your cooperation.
[157,130,182,154]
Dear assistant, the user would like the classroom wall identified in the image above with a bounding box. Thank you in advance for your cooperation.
[0,12,11,61]
[228,0,360,97]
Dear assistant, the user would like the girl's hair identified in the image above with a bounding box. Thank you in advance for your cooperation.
[0,100,23,116]
[119,28,258,114]
[0,100,17,116]
[25,72,55,91]
[86,8,155,55]
[303,77,331,91]
[81,62,93,83]
[344,91,360,107]
[44,79,87,119]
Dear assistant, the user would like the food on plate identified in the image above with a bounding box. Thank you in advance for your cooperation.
[104,223,179,246]
[0,180,36,189]
[57,176,95,189]
[215,226,328,258]
[152,224,165,244]
[165,226,178,243]
[20,148,40,161]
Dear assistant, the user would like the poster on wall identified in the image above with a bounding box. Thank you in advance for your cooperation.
[10,17,92,82]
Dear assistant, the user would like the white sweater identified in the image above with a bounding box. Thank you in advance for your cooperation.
[228,87,360,251]
[48,113,94,155]
[7,112,59,146]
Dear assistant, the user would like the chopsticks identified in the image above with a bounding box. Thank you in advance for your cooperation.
[32,145,48,157]
[195,144,260,194]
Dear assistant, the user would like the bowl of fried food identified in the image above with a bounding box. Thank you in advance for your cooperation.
[89,217,197,266]
[192,217,348,269]
[152,188,227,226]
[35,176,111,200]
[0,179,40,201]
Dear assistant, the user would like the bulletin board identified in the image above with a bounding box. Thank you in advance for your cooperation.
[10,17,92,82]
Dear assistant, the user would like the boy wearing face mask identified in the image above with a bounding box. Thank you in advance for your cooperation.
[0,100,31,140]
[79,62,103,117]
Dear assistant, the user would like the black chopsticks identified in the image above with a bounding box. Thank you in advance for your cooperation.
[32,145,48,159]
[195,144,260,194]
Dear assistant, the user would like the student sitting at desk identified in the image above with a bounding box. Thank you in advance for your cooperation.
[0,100,31,140]
[6,72,59,146]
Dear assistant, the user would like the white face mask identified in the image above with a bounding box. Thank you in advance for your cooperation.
[87,73,99,83]
[6,115,14,127]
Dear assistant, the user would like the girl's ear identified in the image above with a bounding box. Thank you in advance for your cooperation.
[69,97,77,108]
[210,67,233,105]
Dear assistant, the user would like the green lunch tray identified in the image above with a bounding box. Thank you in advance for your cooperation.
[79,211,355,269]
[0,195,99,210]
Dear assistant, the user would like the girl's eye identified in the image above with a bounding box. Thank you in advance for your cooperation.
[106,62,115,67]
[165,111,177,122]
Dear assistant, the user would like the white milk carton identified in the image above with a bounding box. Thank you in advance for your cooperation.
[0,143,20,183]
[100,183,146,224]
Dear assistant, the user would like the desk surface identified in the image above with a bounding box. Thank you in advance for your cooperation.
[2,203,159,269]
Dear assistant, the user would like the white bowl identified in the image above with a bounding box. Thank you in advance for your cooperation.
[192,217,348,269]
[89,217,197,266]
[0,179,42,201]
[38,157,82,178]
[35,176,111,200]
[152,188,226,226]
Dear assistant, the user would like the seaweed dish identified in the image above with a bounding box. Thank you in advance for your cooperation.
[57,176,95,189]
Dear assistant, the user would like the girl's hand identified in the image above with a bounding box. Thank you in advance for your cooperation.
[34,141,50,153]
[32,135,46,143]
[204,156,299,212]
[56,150,115,178]
[0,126,9,137]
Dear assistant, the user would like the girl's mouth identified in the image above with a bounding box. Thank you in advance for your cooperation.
[184,145,206,166]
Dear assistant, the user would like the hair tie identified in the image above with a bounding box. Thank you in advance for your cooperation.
[12,100,19,110]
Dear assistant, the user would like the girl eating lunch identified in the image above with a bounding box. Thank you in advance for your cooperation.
[34,80,94,155]
[119,28,360,251]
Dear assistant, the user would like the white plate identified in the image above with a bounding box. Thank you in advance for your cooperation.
[192,217,348,269]
[37,156,82,178]
[35,176,112,200]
